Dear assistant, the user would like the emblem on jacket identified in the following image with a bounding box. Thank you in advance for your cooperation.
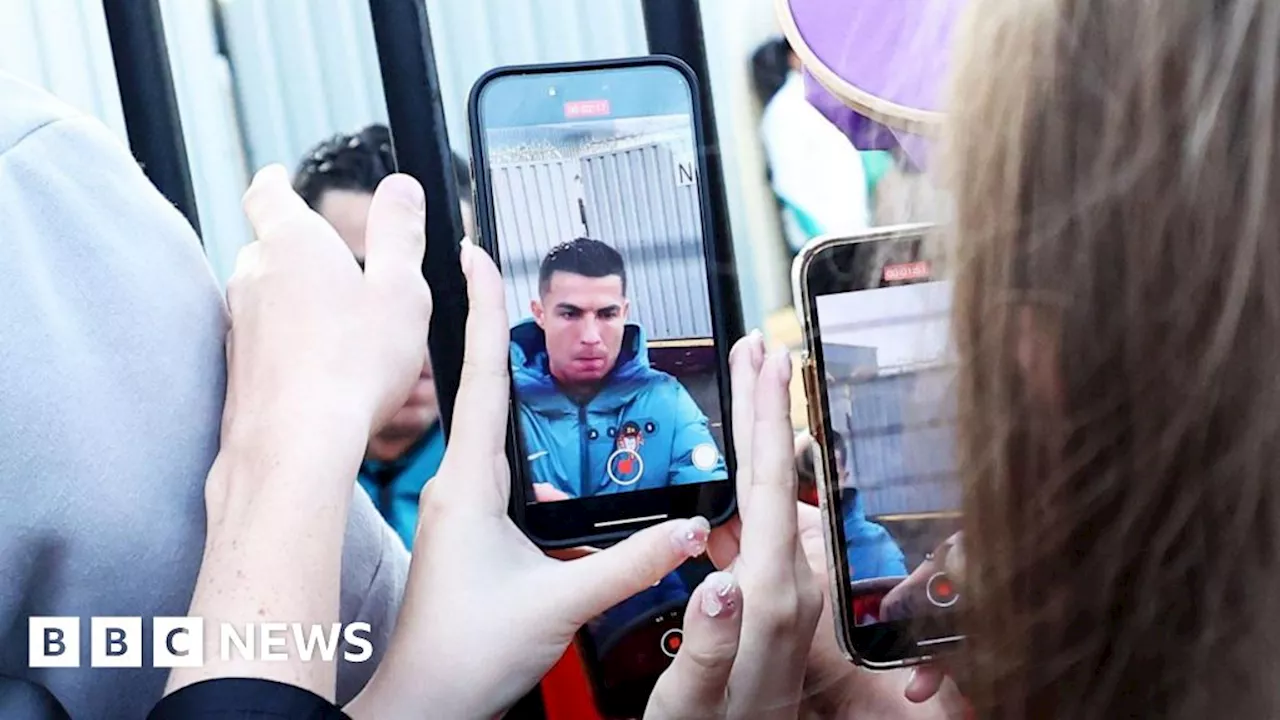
[607,422,645,486]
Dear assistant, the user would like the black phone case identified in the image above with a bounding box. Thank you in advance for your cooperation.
[466,55,742,549]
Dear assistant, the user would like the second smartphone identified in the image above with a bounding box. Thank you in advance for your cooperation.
[795,224,965,669]
[467,56,740,548]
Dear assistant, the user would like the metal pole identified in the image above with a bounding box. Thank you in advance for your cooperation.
[368,0,468,440]
[641,0,744,335]
[102,0,202,240]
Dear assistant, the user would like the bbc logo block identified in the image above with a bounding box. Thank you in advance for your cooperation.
[29,617,160,668]
[29,618,79,668]
[29,617,368,667]
[154,617,204,668]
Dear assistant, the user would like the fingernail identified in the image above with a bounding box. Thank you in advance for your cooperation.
[700,571,740,618]
[384,174,426,212]
[749,331,766,370]
[253,163,286,187]
[772,346,793,381]
[672,516,711,557]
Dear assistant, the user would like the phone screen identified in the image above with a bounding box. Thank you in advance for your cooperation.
[471,61,735,545]
[806,234,963,664]
[575,560,713,718]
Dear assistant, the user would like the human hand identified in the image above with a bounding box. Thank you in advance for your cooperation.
[534,482,572,502]
[221,164,431,455]
[170,165,431,700]
[343,241,711,720]
[667,333,823,719]
[796,505,957,718]
[643,571,744,719]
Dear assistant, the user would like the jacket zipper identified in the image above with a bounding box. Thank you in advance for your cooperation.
[579,404,590,493]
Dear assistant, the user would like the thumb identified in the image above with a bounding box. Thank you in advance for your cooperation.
[645,572,742,720]
[905,664,948,704]
[361,173,428,289]
[554,517,711,623]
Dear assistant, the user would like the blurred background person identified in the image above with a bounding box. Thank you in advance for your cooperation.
[751,36,877,258]
[292,123,474,547]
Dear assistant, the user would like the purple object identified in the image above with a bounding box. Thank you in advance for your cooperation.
[782,0,966,170]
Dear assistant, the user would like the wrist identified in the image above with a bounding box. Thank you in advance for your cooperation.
[207,401,370,525]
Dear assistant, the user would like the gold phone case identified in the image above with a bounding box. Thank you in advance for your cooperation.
[791,222,937,670]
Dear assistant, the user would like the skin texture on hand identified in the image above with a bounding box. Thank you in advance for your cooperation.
[165,166,433,701]
[342,241,711,720]
[656,334,821,719]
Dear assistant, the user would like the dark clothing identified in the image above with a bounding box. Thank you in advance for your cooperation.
[147,678,349,719]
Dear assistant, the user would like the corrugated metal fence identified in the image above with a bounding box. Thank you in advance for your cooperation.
[493,138,713,340]
[831,365,961,517]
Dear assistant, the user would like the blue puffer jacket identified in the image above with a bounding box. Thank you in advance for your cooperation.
[510,319,727,498]
[842,488,908,580]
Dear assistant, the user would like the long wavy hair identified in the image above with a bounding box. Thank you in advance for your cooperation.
[945,0,1280,717]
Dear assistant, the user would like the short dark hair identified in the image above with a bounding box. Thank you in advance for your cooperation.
[829,430,848,463]
[538,238,626,296]
[750,37,795,107]
[293,123,472,209]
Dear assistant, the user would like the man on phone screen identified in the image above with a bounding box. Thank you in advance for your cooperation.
[509,237,727,501]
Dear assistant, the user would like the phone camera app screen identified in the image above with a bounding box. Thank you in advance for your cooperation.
[478,66,728,505]
[813,262,963,630]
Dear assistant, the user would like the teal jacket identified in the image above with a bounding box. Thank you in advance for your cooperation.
[510,319,727,498]
[358,424,446,548]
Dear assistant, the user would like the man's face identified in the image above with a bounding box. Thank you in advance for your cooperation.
[532,271,629,388]
[378,352,440,442]
[317,188,439,442]
[316,189,373,261]
[835,449,853,488]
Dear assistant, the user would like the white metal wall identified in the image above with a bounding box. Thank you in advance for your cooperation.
[1,0,791,327]
[491,140,714,340]
[0,0,126,141]
[581,144,713,339]
[0,0,252,285]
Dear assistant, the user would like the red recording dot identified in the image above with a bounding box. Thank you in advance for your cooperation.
[935,578,953,599]
[660,628,683,658]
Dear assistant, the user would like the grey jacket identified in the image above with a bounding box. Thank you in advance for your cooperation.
[0,72,408,719]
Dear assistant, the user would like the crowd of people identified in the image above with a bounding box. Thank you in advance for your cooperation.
[3,0,1279,718]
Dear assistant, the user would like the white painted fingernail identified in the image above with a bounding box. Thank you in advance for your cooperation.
[671,516,711,557]
[700,571,739,618]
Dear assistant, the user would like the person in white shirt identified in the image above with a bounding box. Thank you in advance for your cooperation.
[752,38,871,255]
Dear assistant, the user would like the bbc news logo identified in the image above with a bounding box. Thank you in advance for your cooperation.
[29,617,372,668]
[884,261,931,282]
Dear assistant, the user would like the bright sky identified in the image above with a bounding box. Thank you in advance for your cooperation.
[815,281,952,370]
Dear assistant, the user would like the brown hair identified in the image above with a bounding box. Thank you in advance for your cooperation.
[945,0,1280,717]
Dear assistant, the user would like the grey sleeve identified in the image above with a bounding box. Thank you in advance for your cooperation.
[336,487,409,704]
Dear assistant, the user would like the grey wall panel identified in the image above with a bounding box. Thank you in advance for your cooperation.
[835,369,961,517]
[581,143,712,340]
[490,158,584,325]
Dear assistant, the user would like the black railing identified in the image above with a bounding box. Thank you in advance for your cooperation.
[102,0,202,240]
[641,0,745,343]
[368,0,469,440]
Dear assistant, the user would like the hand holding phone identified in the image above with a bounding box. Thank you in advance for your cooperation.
[796,224,964,670]
[343,242,713,720]
[467,56,741,549]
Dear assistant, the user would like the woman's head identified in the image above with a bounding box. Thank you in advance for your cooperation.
[945,1,1280,717]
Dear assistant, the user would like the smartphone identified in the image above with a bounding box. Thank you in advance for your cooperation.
[574,560,714,718]
[467,56,739,548]
[795,224,964,668]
